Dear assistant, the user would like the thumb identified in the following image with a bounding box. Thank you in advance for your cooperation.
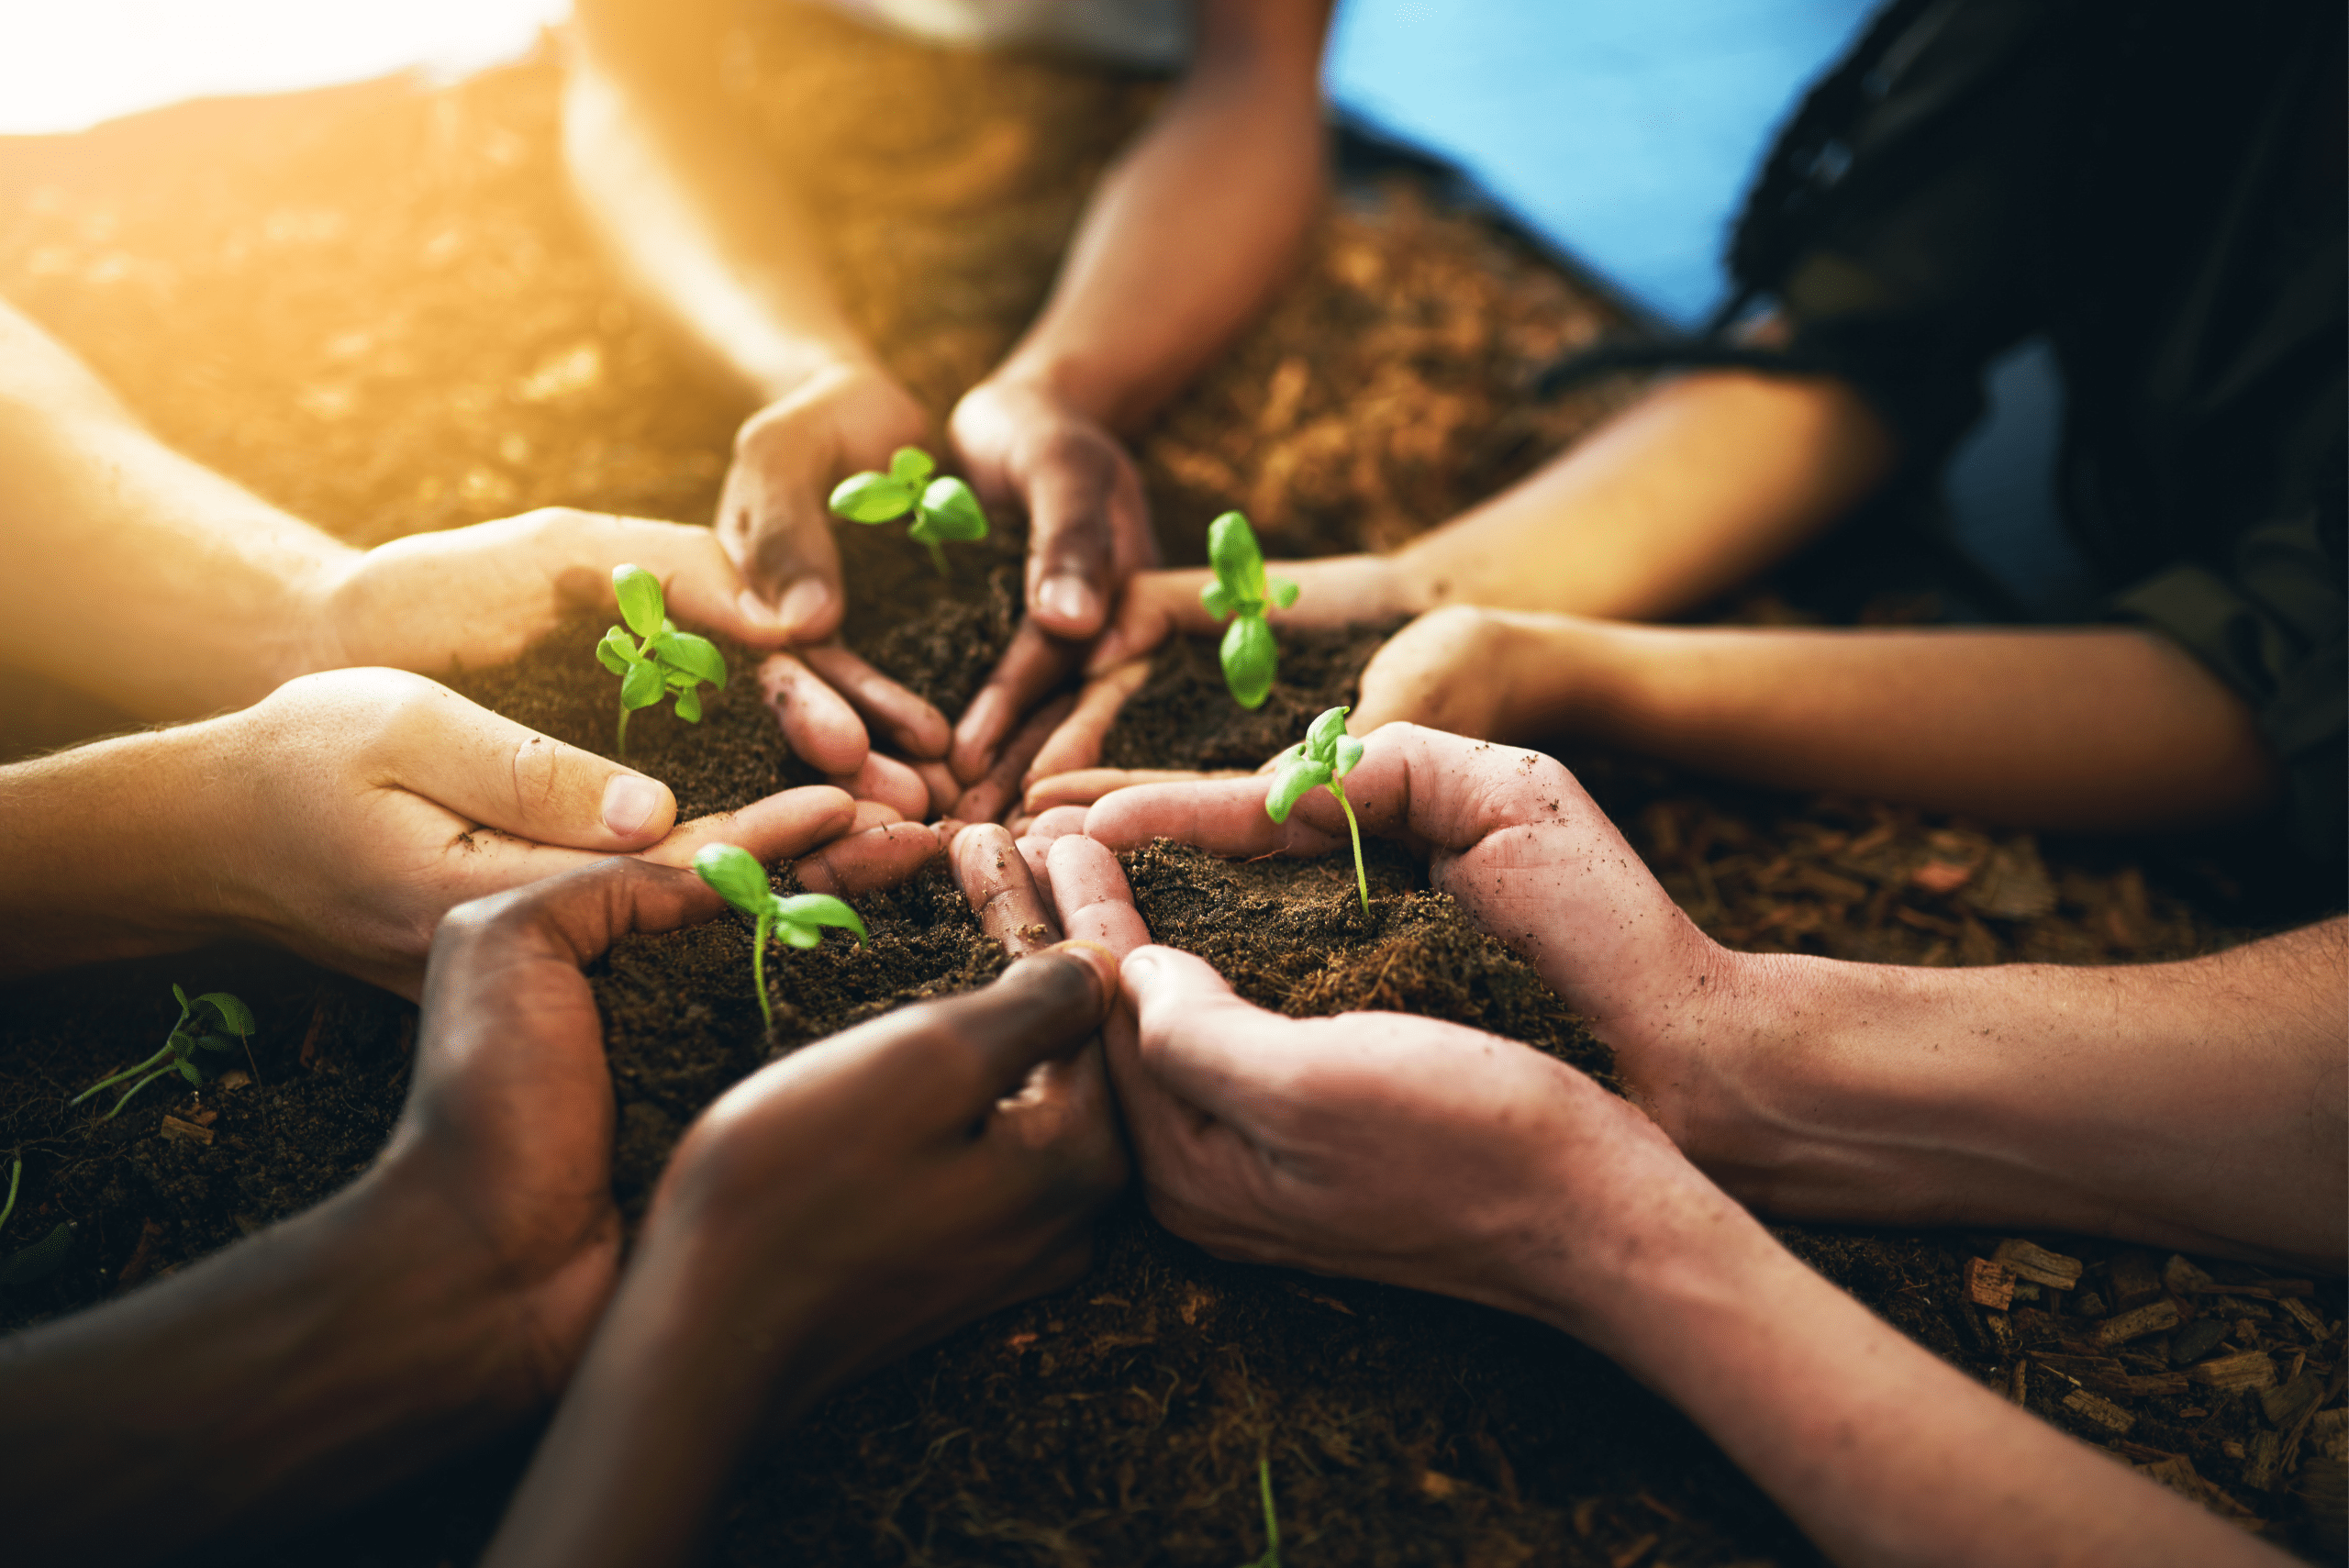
[379,681,678,851]
[1119,945,1277,1119]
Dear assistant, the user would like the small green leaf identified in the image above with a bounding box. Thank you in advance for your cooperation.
[1269,577,1300,610]
[166,1029,196,1058]
[888,446,936,485]
[613,564,666,639]
[596,626,639,674]
[1207,512,1267,598]
[1331,734,1364,779]
[177,1058,203,1085]
[0,1221,72,1286]
[1200,581,1237,621]
[829,472,918,523]
[673,684,703,723]
[659,631,728,689]
[1306,705,1351,757]
[917,477,989,542]
[171,984,190,1009]
[619,658,666,710]
[774,893,869,943]
[197,1034,238,1054]
[195,993,255,1036]
[1265,753,1332,824]
[1220,616,1278,709]
[691,843,776,917]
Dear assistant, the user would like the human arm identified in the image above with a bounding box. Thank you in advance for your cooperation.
[941,0,1334,777]
[0,668,940,995]
[1080,724,2345,1268]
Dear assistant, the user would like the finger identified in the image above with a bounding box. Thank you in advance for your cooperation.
[950,619,1082,785]
[1084,569,1215,677]
[825,947,1114,1117]
[1045,835,1151,957]
[1023,766,1223,817]
[429,856,724,1002]
[1024,656,1152,784]
[827,750,930,820]
[377,679,680,851]
[1013,834,1055,906]
[1024,805,1091,845]
[990,1035,1125,1200]
[572,513,796,649]
[952,823,1063,957]
[792,819,946,896]
[913,760,961,817]
[800,642,952,760]
[722,482,846,641]
[757,651,870,777]
[953,694,1074,825]
[1023,450,1137,639]
[1119,945,1293,1124]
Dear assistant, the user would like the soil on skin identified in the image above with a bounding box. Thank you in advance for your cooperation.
[0,6,2342,1564]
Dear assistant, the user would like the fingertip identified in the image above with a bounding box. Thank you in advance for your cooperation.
[850,800,904,833]
[1045,939,1120,1022]
[600,772,675,843]
[776,577,838,642]
[1033,573,1102,639]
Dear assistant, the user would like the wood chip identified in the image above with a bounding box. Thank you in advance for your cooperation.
[2188,1351,2278,1391]
[1994,1239,2083,1290]
[2094,1298,2181,1348]
[2107,1251,2164,1311]
[2261,1368,2325,1429]
[2243,1429,2284,1491]
[1909,860,1974,895]
[2164,1254,2219,1295]
[2061,1387,2134,1435]
[1609,1532,1658,1568]
[158,1115,213,1146]
[2279,1296,2329,1339]
[1965,1256,2017,1310]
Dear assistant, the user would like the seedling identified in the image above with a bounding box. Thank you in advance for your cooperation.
[828,446,989,576]
[1199,511,1298,709]
[691,843,868,1030]
[1240,1452,1282,1568]
[597,563,729,759]
[1266,705,1368,913]
[0,1157,69,1287]
[71,986,253,1122]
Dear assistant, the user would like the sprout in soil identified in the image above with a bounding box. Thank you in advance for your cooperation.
[1240,1452,1283,1568]
[1198,510,1298,709]
[597,563,729,759]
[691,842,869,1031]
[828,445,989,576]
[1266,705,1368,913]
[0,1156,70,1287]
[71,985,254,1122]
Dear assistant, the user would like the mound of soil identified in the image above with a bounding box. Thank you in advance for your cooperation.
[0,9,2340,1565]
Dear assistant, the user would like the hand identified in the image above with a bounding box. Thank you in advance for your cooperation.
[1077,723,1725,1133]
[1349,603,1565,740]
[309,506,798,675]
[485,851,1125,1567]
[190,669,910,995]
[941,379,1158,785]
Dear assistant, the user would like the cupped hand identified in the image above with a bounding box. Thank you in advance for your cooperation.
[312,506,798,675]
[1079,723,1728,1130]
[192,668,881,995]
[1031,828,1723,1340]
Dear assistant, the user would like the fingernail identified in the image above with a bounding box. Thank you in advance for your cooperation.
[737,587,786,628]
[777,578,832,638]
[602,773,664,837]
[1037,573,1097,628]
[1120,951,1159,995]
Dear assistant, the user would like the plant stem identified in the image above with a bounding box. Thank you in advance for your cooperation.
[751,911,774,1031]
[0,1158,19,1238]
[69,1043,174,1106]
[925,538,949,577]
[101,1064,180,1122]
[616,702,631,761]
[1330,780,1369,913]
[1247,1452,1281,1567]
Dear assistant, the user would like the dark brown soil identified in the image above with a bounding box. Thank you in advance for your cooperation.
[0,8,2340,1565]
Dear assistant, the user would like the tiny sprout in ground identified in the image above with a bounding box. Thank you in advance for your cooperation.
[828,445,989,576]
[1266,706,1369,913]
[692,843,869,1031]
[1198,511,1298,709]
[71,985,255,1122]
[598,563,729,759]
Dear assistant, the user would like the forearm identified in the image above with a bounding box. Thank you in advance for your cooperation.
[562,12,874,401]
[0,302,353,715]
[0,1167,541,1566]
[1519,616,2277,830]
[985,4,1330,429]
[1390,373,1897,620]
[1665,920,2348,1268]
[1542,1209,2282,1567]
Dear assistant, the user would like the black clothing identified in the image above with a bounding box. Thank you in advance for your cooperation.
[1731,0,2345,861]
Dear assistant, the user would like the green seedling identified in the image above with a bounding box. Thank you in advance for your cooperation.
[1266,705,1368,913]
[691,843,868,1030]
[828,446,990,576]
[71,986,253,1122]
[0,1158,17,1237]
[0,1158,71,1288]
[1199,511,1298,709]
[1238,1451,1282,1568]
[597,563,729,759]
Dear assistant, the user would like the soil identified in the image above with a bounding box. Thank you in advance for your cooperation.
[0,6,2342,1565]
